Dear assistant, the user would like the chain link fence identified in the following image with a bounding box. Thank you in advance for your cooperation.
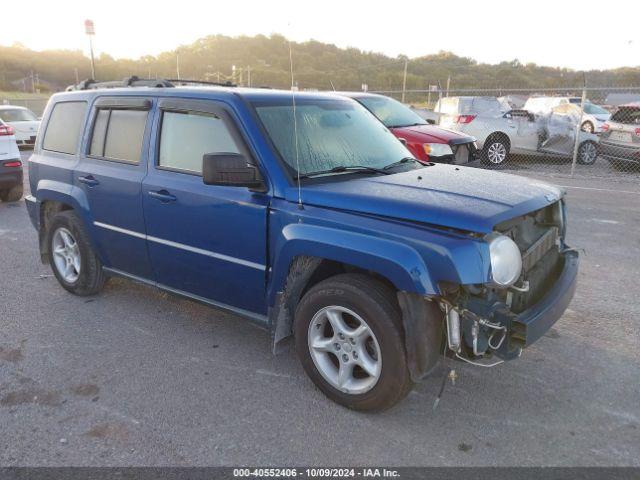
[372,86,640,181]
[1,97,49,117]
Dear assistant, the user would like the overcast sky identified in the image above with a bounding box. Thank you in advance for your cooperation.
[2,0,638,70]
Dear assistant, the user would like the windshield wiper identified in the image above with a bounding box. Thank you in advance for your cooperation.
[300,165,391,178]
[383,157,422,170]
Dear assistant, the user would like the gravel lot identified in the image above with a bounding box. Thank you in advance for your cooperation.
[1,151,639,466]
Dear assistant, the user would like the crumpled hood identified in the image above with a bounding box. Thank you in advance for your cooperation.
[287,164,563,233]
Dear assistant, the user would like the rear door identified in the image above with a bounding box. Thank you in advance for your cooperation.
[142,98,269,316]
[74,97,153,279]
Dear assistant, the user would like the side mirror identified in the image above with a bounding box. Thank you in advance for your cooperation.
[398,137,407,146]
[202,153,263,189]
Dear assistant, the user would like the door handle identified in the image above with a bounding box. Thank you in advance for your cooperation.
[148,190,177,203]
[78,175,100,187]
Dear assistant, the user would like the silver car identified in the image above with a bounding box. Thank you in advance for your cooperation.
[436,96,599,166]
[598,103,640,171]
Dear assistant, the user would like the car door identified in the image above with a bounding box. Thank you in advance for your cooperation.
[539,104,577,156]
[142,98,269,317]
[74,97,154,279]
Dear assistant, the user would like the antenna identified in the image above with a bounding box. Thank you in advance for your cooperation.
[289,40,303,210]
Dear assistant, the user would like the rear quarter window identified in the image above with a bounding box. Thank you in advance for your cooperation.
[42,101,87,155]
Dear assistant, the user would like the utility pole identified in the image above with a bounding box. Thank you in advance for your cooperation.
[446,75,451,97]
[84,20,96,79]
[247,65,251,88]
[30,70,35,93]
[401,58,408,103]
[74,68,79,84]
[176,52,181,80]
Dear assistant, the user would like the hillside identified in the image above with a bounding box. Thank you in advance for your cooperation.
[1,34,639,95]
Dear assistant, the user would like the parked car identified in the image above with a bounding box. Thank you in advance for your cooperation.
[523,96,611,133]
[598,103,640,170]
[26,80,579,411]
[0,119,23,202]
[436,96,599,165]
[340,93,479,166]
[0,105,41,148]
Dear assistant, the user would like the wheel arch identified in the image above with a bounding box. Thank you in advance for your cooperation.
[35,181,92,263]
[267,224,440,359]
[485,131,512,149]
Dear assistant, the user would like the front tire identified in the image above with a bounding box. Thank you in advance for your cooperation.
[0,184,23,202]
[46,210,106,296]
[294,274,412,411]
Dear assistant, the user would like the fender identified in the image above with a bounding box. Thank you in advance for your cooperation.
[269,223,437,306]
[34,180,103,262]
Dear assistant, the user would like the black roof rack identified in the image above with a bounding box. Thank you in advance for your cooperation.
[66,76,237,91]
[166,79,236,88]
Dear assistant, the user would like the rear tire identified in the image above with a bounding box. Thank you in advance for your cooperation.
[581,121,594,133]
[46,210,106,296]
[0,184,23,202]
[577,141,598,165]
[294,273,412,412]
[482,135,510,165]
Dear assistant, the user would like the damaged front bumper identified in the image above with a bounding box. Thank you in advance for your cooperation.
[445,249,579,363]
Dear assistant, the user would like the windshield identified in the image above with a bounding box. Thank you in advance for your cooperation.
[254,97,413,177]
[356,95,426,128]
[0,108,38,122]
[583,103,609,115]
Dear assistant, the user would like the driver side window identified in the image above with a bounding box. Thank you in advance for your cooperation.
[158,110,240,175]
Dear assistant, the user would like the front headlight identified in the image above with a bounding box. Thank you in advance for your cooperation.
[487,234,522,287]
[423,143,453,157]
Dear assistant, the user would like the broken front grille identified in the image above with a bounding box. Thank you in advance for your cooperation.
[521,226,558,273]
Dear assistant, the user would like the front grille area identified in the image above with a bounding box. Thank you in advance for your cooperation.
[496,202,564,313]
[522,226,558,273]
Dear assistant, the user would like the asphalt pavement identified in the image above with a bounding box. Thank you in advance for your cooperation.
[1,151,639,466]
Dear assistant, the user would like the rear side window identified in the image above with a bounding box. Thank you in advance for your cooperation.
[89,109,148,163]
[43,101,87,155]
[158,111,240,174]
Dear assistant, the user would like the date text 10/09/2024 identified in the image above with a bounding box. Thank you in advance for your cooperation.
[233,468,401,478]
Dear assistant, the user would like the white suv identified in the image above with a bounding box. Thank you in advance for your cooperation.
[436,96,599,165]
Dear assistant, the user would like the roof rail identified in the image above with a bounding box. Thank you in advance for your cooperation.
[66,76,238,91]
[66,76,175,91]
[166,79,237,88]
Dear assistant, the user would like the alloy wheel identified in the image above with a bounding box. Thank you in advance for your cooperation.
[52,227,81,283]
[307,305,382,395]
[580,142,598,164]
[487,142,507,164]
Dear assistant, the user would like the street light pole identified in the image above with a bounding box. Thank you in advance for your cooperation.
[401,58,408,103]
[84,20,96,79]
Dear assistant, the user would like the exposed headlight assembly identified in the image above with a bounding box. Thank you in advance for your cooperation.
[423,143,453,157]
[487,233,522,287]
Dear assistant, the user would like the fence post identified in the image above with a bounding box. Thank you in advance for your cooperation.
[570,77,587,177]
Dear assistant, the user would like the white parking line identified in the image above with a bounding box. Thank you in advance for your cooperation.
[559,185,640,195]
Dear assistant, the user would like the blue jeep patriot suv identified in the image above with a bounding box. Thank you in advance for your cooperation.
[25,79,579,411]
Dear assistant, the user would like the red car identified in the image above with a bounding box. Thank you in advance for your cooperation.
[341,92,479,166]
